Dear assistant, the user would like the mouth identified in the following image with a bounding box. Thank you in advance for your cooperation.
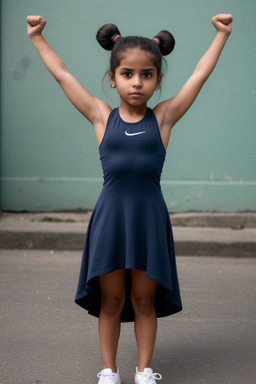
[130,92,143,97]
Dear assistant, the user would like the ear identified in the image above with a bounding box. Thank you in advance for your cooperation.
[155,73,163,90]
[109,71,116,88]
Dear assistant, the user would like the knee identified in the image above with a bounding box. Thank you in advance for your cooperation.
[101,295,125,316]
[131,295,155,316]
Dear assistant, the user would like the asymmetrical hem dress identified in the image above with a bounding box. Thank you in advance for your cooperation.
[75,107,182,322]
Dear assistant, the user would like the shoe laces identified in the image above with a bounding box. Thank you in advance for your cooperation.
[145,372,162,382]
[97,369,117,384]
[137,369,162,383]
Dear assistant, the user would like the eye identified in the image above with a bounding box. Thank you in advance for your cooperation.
[143,72,153,79]
[122,71,132,78]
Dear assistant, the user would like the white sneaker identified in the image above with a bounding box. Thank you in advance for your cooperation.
[134,367,162,384]
[97,368,121,384]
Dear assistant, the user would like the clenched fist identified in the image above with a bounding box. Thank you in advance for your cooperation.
[27,15,47,38]
[211,14,233,35]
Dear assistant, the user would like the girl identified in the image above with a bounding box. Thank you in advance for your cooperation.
[27,13,232,384]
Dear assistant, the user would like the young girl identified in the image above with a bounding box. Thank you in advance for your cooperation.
[27,13,232,384]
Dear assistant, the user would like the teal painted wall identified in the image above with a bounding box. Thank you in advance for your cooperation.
[1,0,256,211]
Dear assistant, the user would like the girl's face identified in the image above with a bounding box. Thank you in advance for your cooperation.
[109,48,162,108]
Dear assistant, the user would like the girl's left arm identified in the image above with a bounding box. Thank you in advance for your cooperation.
[156,14,232,130]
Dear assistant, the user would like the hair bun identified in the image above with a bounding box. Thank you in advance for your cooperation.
[154,30,175,55]
[96,23,121,51]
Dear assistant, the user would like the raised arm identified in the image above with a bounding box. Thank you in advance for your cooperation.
[155,14,232,134]
[26,15,110,127]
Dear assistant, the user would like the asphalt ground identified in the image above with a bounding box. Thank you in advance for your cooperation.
[1,250,256,384]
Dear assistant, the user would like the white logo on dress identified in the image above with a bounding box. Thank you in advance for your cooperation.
[125,130,146,136]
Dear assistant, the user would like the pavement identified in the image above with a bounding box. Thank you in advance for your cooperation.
[0,211,256,257]
[1,250,256,384]
[1,213,256,383]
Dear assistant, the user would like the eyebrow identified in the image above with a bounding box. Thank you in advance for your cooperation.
[120,67,155,72]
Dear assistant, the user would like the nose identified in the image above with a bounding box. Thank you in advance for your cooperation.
[132,75,142,88]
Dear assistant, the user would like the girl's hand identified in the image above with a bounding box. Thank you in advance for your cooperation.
[27,15,46,38]
[211,14,232,35]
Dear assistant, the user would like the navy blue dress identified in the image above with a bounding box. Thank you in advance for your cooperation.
[75,107,182,322]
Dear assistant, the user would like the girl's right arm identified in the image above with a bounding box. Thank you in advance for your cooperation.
[26,15,111,131]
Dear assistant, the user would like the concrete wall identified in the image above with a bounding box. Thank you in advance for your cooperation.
[1,0,256,212]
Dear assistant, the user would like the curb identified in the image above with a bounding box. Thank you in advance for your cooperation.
[0,212,256,257]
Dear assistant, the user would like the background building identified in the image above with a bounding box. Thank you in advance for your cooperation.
[1,0,256,212]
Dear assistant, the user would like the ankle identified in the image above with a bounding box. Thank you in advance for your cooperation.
[137,364,150,372]
[103,365,118,373]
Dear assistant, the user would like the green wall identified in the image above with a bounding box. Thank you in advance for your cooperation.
[1,0,256,212]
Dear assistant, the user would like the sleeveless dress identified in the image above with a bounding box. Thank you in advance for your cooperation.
[75,107,182,322]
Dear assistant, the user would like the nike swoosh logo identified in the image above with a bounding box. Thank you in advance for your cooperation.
[125,130,146,136]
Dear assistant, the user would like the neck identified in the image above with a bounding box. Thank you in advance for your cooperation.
[118,103,147,121]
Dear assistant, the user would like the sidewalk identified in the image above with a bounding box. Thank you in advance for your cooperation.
[0,212,255,257]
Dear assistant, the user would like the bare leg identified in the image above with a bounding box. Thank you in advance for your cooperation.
[130,270,158,372]
[98,269,126,373]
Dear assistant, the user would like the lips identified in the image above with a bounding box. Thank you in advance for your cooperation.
[130,92,143,97]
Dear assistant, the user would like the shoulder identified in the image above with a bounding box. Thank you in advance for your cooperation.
[93,99,113,147]
[152,101,174,151]
[93,98,112,127]
[153,100,174,131]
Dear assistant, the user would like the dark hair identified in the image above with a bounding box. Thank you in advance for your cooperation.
[96,24,175,77]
